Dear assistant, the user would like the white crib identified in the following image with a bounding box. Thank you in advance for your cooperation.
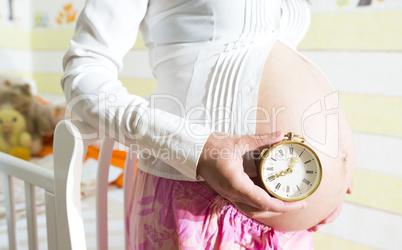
[0,119,137,250]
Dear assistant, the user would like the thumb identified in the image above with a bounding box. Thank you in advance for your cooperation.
[239,131,284,154]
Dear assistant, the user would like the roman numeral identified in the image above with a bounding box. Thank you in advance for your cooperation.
[289,147,294,155]
[303,178,310,185]
[304,160,312,164]
[296,185,301,191]
[265,167,274,171]
[267,175,276,182]
[286,185,290,193]
[306,170,314,174]
[275,183,281,190]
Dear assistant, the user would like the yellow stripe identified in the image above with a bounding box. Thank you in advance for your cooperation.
[0,71,33,80]
[313,233,375,250]
[133,32,147,50]
[33,73,64,94]
[299,12,402,51]
[0,28,147,50]
[3,12,402,51]
[119,77,157,96]
[344,170,402,215]
[31,29,147,50]
[340,93,402,137]
[31,73,156,97]
[10,73,402,138]
[0,28,31,49]
[31,29,74,50]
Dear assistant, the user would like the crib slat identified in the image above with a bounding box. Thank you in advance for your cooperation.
[96,138,114,250]
[45,191,58,250]
[124,150,137,250]
[4,174,17,250]
[24,182,38,250]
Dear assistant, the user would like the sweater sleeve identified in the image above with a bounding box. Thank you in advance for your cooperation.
[61,0,212,180]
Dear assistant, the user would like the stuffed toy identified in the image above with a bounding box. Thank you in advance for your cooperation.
[0,76,66,155]
[0,107,32,160]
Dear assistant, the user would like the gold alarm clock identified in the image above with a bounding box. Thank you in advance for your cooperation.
[257,132,322,201]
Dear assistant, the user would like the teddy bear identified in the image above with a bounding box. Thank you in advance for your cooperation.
[0,76,66,155]
[0,107,32,160]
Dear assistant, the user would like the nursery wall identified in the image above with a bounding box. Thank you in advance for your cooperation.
[303,1,402,250]
[1,0,401,249]
[0,0,155,96]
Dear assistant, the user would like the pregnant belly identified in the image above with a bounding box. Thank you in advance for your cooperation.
[252,40,355,231]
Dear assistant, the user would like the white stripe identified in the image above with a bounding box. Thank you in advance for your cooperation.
[8,50,402,98]
[300,50,402,97]
[309,0,402,13]
[320,202,402,250]
[32,51,64,73]
[0,48,32,72]
[353,132,402,178]
[0,49,62,73]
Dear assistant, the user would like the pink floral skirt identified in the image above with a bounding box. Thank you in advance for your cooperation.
[126,169,313,250]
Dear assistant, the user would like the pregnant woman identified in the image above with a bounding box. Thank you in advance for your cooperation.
[62,0,355,249]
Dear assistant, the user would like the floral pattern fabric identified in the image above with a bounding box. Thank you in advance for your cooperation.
[126,170,312,250]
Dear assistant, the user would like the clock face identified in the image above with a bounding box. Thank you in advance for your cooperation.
[259,141,322,201]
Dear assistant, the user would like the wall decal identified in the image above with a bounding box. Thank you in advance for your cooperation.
[337,0,349,7]
[56,3,77,25]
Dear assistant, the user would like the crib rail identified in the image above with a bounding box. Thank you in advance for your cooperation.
[0,152,55,250]
[54,119,136,250]
[0,153,54,191]
[1,119,135,250]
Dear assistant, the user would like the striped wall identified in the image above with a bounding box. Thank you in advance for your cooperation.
[304,1,402,249]
[1,1,401,249]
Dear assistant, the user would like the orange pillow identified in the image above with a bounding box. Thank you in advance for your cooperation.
[37,144,136,188]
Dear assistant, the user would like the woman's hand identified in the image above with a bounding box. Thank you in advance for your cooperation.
[197,131,306,219]
[307,181,354,232]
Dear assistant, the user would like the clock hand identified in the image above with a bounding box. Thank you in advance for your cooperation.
[287,157,299,169]
[274,170,287,178]
[274,167,293,178]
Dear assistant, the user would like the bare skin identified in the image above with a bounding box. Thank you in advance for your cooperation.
[250,40,355,231]
[198,40,355,232]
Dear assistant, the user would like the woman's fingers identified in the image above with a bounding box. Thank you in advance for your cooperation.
[238,131,284,155]
[322,202,343,224]
[307,224,324,232]
[347,180,354,194]
[233,202,281,219]
[308,202,344,232]
[230,171,306,213]
[198,130,306,218]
